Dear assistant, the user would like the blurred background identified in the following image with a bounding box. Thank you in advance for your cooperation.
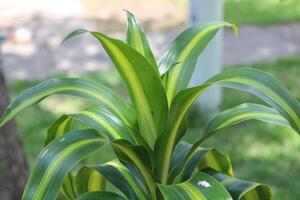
[0,0,300,199]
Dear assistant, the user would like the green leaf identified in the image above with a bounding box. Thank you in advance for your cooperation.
[125,10,157,70]
[92,31,168,149]
[206,103,289,134]
[168,141,191,180]
[204,68,300,134]
[159,22,237,102]
[46,115,105,199]
[195,150,233,178]
[157,67,300,183]
[0,78,136,128]
[46,106,141,147]
[76,167,106,195]
[45,115,73,146]
[61,29,88,44]
[63,29,168,149]
[168,141,233,184]
[46,116,78,200]
[96,160,149,200]
[22,129,106,200]
[44,106,148,196]
[76,191,127,200]
[158,171,232,200]
[155,85,207,184]
[61,172,77,200]
[186,103,290,159]
[111,140,156,200]
[71,107,137,143]
[112,140,152,171]
[205,169,272,200]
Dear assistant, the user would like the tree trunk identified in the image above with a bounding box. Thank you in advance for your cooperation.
[0,69,28,200]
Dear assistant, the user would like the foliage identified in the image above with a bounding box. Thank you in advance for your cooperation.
[1,11,300,200]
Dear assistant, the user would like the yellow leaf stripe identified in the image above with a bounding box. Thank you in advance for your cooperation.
[79,110,126,140]
[159,172,232,200]
[0,79,136,128]
[103,161,148,200]
[125,10,157,69]
[217,112,286,130]
[112,143,156,200]
[157,85,207,184]
[22,131,105,200]
[163,23,236,103]
[92,32,162,149]
[217,78,299,129]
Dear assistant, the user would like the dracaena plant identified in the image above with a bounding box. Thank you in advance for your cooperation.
[1,11,299,200]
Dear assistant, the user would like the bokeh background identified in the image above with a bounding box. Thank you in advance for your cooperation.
[0,0,300,199]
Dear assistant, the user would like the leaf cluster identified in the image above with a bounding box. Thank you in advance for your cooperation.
[1,11,299,200]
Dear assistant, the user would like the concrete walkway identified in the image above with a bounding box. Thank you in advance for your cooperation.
[2,22,300,82]
[224,23,300,66]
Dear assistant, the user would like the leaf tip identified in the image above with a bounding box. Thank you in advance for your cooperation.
[231,24,239,37]
[0,115,7,128]
[61,29,89,45]
[123,9,134,17]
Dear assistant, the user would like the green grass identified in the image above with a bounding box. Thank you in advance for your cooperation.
[172,0,300,25]
[169,0,300,25]
[225,0,300,25]
[8,57,300,199]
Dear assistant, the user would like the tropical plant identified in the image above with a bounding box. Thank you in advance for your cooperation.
[1,11,299,200]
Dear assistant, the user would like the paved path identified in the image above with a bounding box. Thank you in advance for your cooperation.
[224,23,300,66]
[2,21,300,82]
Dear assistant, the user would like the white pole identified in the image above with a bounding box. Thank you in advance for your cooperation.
[189,0,224,119]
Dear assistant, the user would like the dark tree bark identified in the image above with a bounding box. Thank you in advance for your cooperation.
[0,69,28,200]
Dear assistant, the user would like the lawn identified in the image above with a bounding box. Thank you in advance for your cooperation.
[225,0,300,25]
[166,0,300,25]
[171,0,300,25]
[9,57,300,199]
